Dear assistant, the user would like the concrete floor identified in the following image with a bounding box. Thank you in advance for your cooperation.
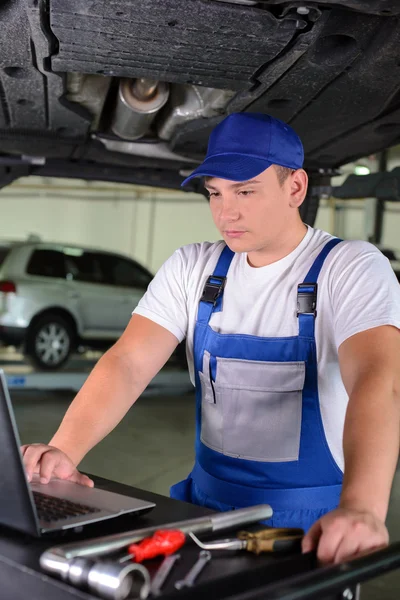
[10,388,400,598]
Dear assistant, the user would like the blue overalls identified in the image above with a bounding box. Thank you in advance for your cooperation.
[170,238,344,532]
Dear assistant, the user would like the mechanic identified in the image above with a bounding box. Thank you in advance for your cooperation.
[22,113,400,565]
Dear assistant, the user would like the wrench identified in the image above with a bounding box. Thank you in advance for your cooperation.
[151,553,181,596]
[174,550,211,590]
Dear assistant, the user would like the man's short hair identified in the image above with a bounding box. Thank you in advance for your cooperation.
[202,167,295,188]
[274,165,295,186]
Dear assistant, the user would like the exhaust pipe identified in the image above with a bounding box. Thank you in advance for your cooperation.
[111,78,169,140]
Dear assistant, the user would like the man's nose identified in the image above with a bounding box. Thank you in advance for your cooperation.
[219,195,239,220]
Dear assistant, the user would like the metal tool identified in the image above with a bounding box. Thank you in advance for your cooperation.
[151,553,181,596]
[61,556,151,600]
[189,527,304,554]
[189,532,245,551]
[174,550,211,590]
[40,504,273,570]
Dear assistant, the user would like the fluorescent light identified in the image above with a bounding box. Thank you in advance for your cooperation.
[354,165,370,175]
[63,247,84,256]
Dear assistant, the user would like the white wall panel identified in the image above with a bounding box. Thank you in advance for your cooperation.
[0,180,219,273]
[150,196,219,272]
[1,161,400,277]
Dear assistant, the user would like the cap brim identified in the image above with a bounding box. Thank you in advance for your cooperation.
[181,154,272,187]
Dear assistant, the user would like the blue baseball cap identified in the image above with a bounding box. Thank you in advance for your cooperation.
[181,112,304,187]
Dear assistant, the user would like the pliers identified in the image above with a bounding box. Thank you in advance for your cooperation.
[189,527,304,554]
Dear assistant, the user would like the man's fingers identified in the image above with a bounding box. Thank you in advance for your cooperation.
[332,536,361,564]
[22,445,91,490]
[302,520,322,553]
[303,514,348,563]
[70,471,94,488]
[303,509,389,565]
[316,521,347,564]
[79,474,95,488]
[20,444,29,456]
[22,445,50,481]
[39,451,58,484]
[334,526,388,564]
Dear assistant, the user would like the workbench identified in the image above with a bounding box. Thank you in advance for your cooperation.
[0,475,399,600]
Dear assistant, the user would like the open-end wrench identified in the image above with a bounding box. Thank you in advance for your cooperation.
[151,553,181,596]
[174,550,211,590]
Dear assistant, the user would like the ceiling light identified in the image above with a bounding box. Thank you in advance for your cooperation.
[354,165,370,175]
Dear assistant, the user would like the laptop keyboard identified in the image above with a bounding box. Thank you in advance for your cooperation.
[32,491,101,523]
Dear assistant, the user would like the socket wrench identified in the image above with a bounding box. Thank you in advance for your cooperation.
[62,556,151,600]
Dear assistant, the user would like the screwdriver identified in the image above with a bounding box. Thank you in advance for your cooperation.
[119,529,186,563]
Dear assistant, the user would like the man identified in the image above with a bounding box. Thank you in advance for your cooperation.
[22,113,400,565]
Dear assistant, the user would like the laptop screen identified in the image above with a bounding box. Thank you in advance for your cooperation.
[0,370,40,535]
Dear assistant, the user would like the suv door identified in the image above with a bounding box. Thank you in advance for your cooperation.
[63,249,151,337]
[63,248,117,336]
[24,247,69,311]
[97,253,153,326]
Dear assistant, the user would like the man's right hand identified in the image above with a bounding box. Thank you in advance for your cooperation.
[21,444,94,487]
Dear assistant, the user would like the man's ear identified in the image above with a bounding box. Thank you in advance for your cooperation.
[289,169,308,208]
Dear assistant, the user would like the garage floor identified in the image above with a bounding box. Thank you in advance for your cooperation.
[11,388,400,598]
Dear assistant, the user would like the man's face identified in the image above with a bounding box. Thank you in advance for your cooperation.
[205,166,306,256]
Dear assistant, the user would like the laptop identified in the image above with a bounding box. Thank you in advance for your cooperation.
[0,370,155,536]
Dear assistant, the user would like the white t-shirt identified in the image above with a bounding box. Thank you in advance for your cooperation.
[134,227,400,471]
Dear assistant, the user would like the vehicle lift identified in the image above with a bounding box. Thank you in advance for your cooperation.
[0,350,192,395]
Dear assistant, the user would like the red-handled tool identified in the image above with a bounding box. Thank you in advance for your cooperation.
[119,530,186,563]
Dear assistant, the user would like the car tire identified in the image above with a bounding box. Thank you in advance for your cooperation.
[25,313,75,371]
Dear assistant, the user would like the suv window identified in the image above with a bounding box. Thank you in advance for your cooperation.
[27,249,66,278]
[64,251,104,284]
[99,254,152,289]
[0,246,10,268]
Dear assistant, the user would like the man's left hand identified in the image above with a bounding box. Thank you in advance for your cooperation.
[301,507,389,564]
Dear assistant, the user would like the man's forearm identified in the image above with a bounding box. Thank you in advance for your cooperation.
[339,371,400,521]
[49,347,143,465]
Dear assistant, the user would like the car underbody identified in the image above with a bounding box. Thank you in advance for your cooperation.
[0,0,400,223]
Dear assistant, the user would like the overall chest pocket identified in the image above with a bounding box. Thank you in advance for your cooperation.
[199,352,305,462]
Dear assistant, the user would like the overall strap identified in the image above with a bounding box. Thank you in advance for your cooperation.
[197,245,235,325]
[298,238,342,338]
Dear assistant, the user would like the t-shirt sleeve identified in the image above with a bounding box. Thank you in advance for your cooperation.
[330,242,400,349]
[132,247,190,343]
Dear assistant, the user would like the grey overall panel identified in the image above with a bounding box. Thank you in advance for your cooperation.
[200,351,305,462]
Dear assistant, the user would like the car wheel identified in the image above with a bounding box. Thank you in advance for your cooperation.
[26,314,75,371]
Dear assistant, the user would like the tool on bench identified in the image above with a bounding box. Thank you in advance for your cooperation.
[175,550,212,590]
[58,556,151,600]
[119,529,186,563]
[41,503,273,564]
[40,505,273,598]
[151,553,181,596]
[189,527,304,554]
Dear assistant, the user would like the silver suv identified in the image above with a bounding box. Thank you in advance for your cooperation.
[0,241,153,370]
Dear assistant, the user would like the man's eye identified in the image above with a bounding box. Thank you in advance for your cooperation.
[208,191,220,198]
[239,190,253,196]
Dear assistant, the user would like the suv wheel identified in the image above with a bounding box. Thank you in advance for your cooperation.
[26,314,74,371]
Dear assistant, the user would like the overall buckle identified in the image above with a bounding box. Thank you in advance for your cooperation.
[201,276,226,306]
[297,283,318,316]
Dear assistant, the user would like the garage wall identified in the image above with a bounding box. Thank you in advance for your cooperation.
[327,145,400,247]
[0,147,400,275]
[0,179,220,273]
